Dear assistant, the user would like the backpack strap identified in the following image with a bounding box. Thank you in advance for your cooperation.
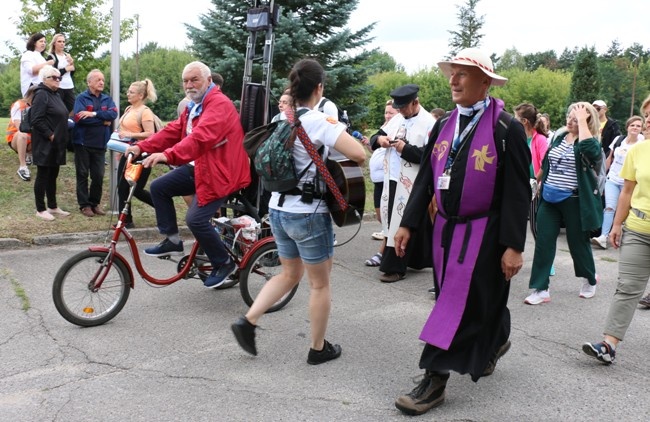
[317,98,328,113]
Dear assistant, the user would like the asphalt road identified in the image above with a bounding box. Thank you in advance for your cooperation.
[1,222,649,421]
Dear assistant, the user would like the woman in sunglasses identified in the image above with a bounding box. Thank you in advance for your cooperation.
[30,65,71,221]
[525,102,603,305]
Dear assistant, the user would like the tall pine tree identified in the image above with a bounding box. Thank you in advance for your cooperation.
[186,0,376,121]
[447,0,484,58]
[568,47,600,106]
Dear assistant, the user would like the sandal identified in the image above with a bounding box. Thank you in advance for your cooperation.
[365,253,382,267]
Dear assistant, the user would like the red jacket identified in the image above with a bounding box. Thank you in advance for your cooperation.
[137,87,250,206]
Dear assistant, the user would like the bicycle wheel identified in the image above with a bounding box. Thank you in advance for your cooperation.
[52,250,131,327]
[239,241,297,313]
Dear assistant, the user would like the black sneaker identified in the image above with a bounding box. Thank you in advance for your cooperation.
[144,238,184,257]
[639,293,650,308]
[395,371,449,416]
[483,340,511,376]
[307,340,342,365]
[231,316,257,356]
[582,341,616,364]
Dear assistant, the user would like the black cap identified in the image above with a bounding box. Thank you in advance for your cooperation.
[390,84,419,109]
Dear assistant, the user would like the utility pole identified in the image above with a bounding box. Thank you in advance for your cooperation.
[135,14,140,81]
[630,52,639,117]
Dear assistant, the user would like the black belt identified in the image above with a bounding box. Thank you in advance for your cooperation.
[278,188,324,207]
[279,187,325,199]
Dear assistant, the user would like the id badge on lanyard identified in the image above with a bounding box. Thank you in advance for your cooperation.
[437,171,451,190]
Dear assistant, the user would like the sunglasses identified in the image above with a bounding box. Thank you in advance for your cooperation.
[47,76,62,81]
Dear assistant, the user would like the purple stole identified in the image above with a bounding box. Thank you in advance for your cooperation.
[419,97,504,350]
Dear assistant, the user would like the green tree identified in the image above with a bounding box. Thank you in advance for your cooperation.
[498,48,526,71]
[447,0,485,58]
[13,0,135,74]
[187,0,376,121]
[0,0,135,113]
[118,46,198,121]
[492,67,571,129]
[568,47,600,106]
[523,50,558,71]
[361,50,403,75]
[557,47,579,71]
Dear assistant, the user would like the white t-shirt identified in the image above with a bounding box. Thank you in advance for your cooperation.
[608,138,644,185]
[369,148,386,183]
[314,97,345,161]
[52,52,74,89]
[20,50,46,96]
[269,108,346,214]
[10,101,23,121]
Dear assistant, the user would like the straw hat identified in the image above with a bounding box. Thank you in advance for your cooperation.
[438,48,508,86]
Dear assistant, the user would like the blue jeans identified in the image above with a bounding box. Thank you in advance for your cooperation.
[74,145,106,208]
[150,164,228,266]
[269,209,333,265]
[601,179,623,237]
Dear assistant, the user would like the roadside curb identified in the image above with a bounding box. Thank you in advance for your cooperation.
[0,227,193,250]
[1,213,378,251]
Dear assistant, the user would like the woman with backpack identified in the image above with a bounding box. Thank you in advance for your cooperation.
[231,58,366,364]
[591,116,644,249]
[524,102,603,305]
[115,79,159,228]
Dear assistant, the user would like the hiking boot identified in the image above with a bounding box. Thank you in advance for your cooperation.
[144,238,184,257]
[395,371,449,416]
[483,340,511,376]
[231,316,257,356]
[91,205,106,216]
[524,289,550,305]
[17,167,30,181]
[639,293,650,308]
[582,341,616,364]
[307,340,342,365]
[590,235,607,249]
[204,259,237,288]
[379,273,405,283]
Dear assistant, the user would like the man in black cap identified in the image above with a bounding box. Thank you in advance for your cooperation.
[369,83,435,282]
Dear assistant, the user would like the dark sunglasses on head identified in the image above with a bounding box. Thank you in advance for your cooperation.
[47,76,62,81]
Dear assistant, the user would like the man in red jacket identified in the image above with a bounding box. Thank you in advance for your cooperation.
[126,61,250,288]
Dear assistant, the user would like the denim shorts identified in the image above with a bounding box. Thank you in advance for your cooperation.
[269,209,333,264]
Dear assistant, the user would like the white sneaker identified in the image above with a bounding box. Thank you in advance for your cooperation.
[524,289,550,305]
[371,231,385,241]
[36,210,55,221]
[17,167,31,181]
[579,276,598,298]
[26,153,33,165]
[47,207,70,216]
[590,235,607,249]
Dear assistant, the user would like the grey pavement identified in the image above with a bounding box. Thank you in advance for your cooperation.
[1,221,649,421]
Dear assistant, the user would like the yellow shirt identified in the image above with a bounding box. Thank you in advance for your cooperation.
[619,141,650,234]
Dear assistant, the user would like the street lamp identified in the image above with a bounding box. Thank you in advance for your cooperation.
[630,52,639,117]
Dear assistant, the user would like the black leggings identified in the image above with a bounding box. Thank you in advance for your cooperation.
[117,155,153,223]
[34,165,60,212]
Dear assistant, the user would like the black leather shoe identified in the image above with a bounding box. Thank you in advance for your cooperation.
[231,316,257,356]
[483,340,511,376]
[307,340,342,365]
